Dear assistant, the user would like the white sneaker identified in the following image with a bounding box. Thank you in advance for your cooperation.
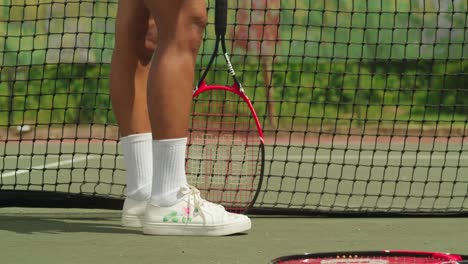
[121,198,147,228]
[142,185,251,236]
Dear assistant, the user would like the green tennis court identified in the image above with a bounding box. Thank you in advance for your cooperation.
[1,208,467,263]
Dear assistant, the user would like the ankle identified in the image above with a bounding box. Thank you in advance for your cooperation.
[150,187,183,207]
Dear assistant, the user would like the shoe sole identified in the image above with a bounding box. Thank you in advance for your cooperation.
[121,215,143,228]
[142,218,251,236]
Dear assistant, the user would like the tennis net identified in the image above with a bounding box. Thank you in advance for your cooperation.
[1,0,467,215]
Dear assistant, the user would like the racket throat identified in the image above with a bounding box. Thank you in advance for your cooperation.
[224,53,245,92]
[224,53,236,76]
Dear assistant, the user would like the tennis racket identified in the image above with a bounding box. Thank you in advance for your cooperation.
[271,250,468,264]
[186,0,265,214]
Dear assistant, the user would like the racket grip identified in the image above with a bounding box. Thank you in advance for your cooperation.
[215,0,228,36]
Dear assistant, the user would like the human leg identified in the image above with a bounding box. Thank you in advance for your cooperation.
[110,1,157,226]
[142,0,251,236]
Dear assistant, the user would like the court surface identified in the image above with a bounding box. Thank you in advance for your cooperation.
[0,207,467,264]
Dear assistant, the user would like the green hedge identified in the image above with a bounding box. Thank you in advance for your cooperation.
[1,60,466,127]
[0,64,112,126]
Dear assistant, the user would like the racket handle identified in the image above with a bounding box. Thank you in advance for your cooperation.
[215,0,228,36]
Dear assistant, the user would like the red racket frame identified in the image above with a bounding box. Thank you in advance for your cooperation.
[271,250,468,264]
[193,80,264,143]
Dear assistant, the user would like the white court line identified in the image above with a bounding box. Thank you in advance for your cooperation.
[3,155,119,159]
[2,153,465,179]
[265,154,468,161]
[4,154,466,161]
[1,155,99,179]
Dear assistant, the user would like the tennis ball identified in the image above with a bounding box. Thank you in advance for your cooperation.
[16,125,32,133]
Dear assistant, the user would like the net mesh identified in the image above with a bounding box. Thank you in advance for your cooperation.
[0,0,467,215]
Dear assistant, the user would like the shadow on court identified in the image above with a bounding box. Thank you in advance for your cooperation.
[0,214,139,235]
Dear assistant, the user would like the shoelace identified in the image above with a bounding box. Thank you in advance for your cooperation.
[183,185,207,224]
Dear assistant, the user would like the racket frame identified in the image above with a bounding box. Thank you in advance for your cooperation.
[189,0,265,212]
[270,250,468,264]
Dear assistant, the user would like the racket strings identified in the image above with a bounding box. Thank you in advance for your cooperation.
[187,89,262,212]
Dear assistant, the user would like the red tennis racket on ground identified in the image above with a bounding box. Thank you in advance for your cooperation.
[186,0,265,213]
[271,250,468,264]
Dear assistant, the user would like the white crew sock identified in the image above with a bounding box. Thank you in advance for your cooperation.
[150,138,188,207]
[120,133,153,201]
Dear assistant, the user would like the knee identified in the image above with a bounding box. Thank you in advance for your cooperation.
[188,11,208,34]
[143,18,158,60]
[185,13,208,52]
[158,10,207,54]
[114,17,156,65]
